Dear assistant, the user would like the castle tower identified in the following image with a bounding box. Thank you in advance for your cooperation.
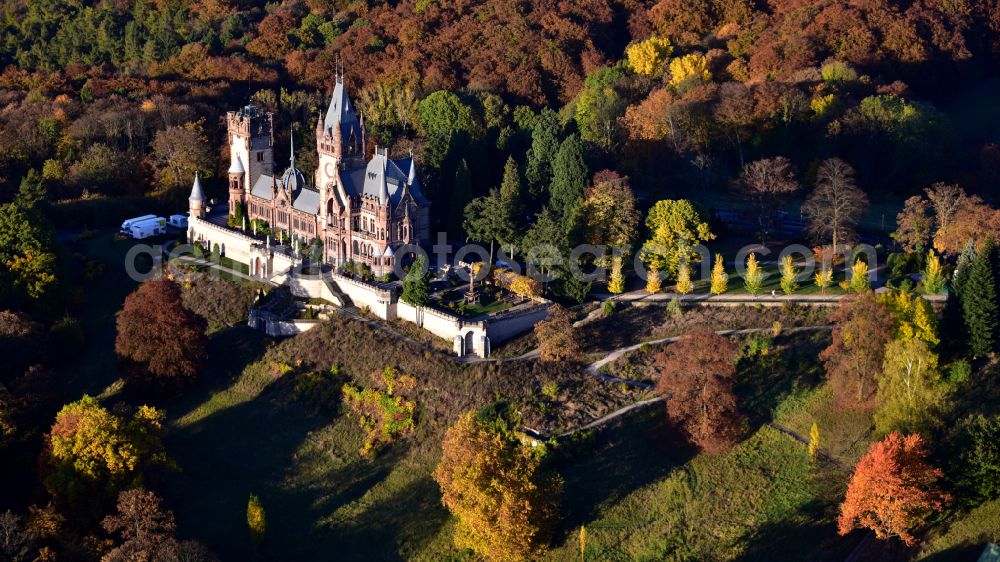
[228,153,245,219]
[227,103,273,195]
[189,173,205,219]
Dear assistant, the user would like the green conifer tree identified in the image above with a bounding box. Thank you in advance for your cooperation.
[549,134,588,230]
[962,240,999,358]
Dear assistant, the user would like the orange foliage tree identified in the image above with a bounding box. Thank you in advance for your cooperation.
[652,328,744,453]
[534,305,579,362]
[838,432,949,545]
[433,406,561,562]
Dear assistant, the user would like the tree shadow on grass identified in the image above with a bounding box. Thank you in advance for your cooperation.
[736,332,827,432]
[737,499,843,562]
[553,405,695,541]
[162,365,448,561]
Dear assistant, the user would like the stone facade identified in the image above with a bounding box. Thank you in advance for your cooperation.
[221,72,431,277]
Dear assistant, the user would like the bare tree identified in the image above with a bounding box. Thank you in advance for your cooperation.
[923,183,965,231]
[801,158,868,254]
[738,156,799,245]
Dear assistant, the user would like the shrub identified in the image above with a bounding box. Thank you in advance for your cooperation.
[541,381,559,400]
[342,367,417,457]
[247,494,266,542]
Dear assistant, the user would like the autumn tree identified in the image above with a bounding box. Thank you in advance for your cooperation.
[710,254,728,295]
[743,252,764,295]
[535,305,579,362]
[779,255,799,295]
[838,432,949,546]
[932,192,1000,255]
[652,329,744,453]
[626,36,672,76]
[738,157,799,245]
[150,120,213,193]
[641,199,715,278]
[434,405,561,562]
[44,396,169,521]
[582,172,641,290]
[668,53,711,91]
[247,494,266,543]
[893,195,933,252]
[875,338,947,435]
[115,278,207,388]
[102,488,211,562]
[801,158,868,255]
[820,292,893,409]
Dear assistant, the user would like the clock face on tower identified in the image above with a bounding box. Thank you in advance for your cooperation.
[324,162,336,178]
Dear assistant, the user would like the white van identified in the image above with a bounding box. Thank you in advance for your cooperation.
[120,214,157,235]
[129,217,167,239]
[168,215,188,228]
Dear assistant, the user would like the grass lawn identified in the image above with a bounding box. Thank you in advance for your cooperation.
[161,326,451,560]
[543,418,845,561]
[55,231,147,399]
[919,499,1000,561]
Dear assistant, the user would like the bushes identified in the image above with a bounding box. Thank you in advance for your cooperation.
[342,367,417,457]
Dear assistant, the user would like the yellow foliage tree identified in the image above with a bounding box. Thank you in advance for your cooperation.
[743,252,764,295]
[626,36,673,76]
[849,259,870,292]
[668,53,711,90]
[45,396,169,510]
[779,255,799,295]
[814,267,834,294]
[921,250,945,295]
[646,265,662,294]
[608,256,625,294]
[247,493,266,542]
[675,260,693,294]
[883,291,939,346]
[808,422,820,464]
[710,254,728,295]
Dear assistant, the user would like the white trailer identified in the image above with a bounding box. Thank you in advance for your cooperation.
[168,215,188,228]
[129,217,167,239]
[120,214,157,235]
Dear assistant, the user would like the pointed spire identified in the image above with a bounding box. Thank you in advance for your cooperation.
[189,172,205,201]
[407,156,418,187]
[378,149,390,205]
[289,134,296,167]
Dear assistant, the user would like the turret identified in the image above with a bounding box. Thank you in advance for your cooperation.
[228,154,246,219]
[189,173,206,219]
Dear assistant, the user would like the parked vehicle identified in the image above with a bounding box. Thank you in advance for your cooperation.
[168,214,188,228]
[120,214,157,235]
[129,217,167,239]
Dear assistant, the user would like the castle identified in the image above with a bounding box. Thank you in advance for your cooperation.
[190,72,431,277]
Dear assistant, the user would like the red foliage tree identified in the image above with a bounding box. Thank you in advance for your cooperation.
[115,278,206,387]
[838,432,949,545]
[820,292,892,409]
[652,328,744,453]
